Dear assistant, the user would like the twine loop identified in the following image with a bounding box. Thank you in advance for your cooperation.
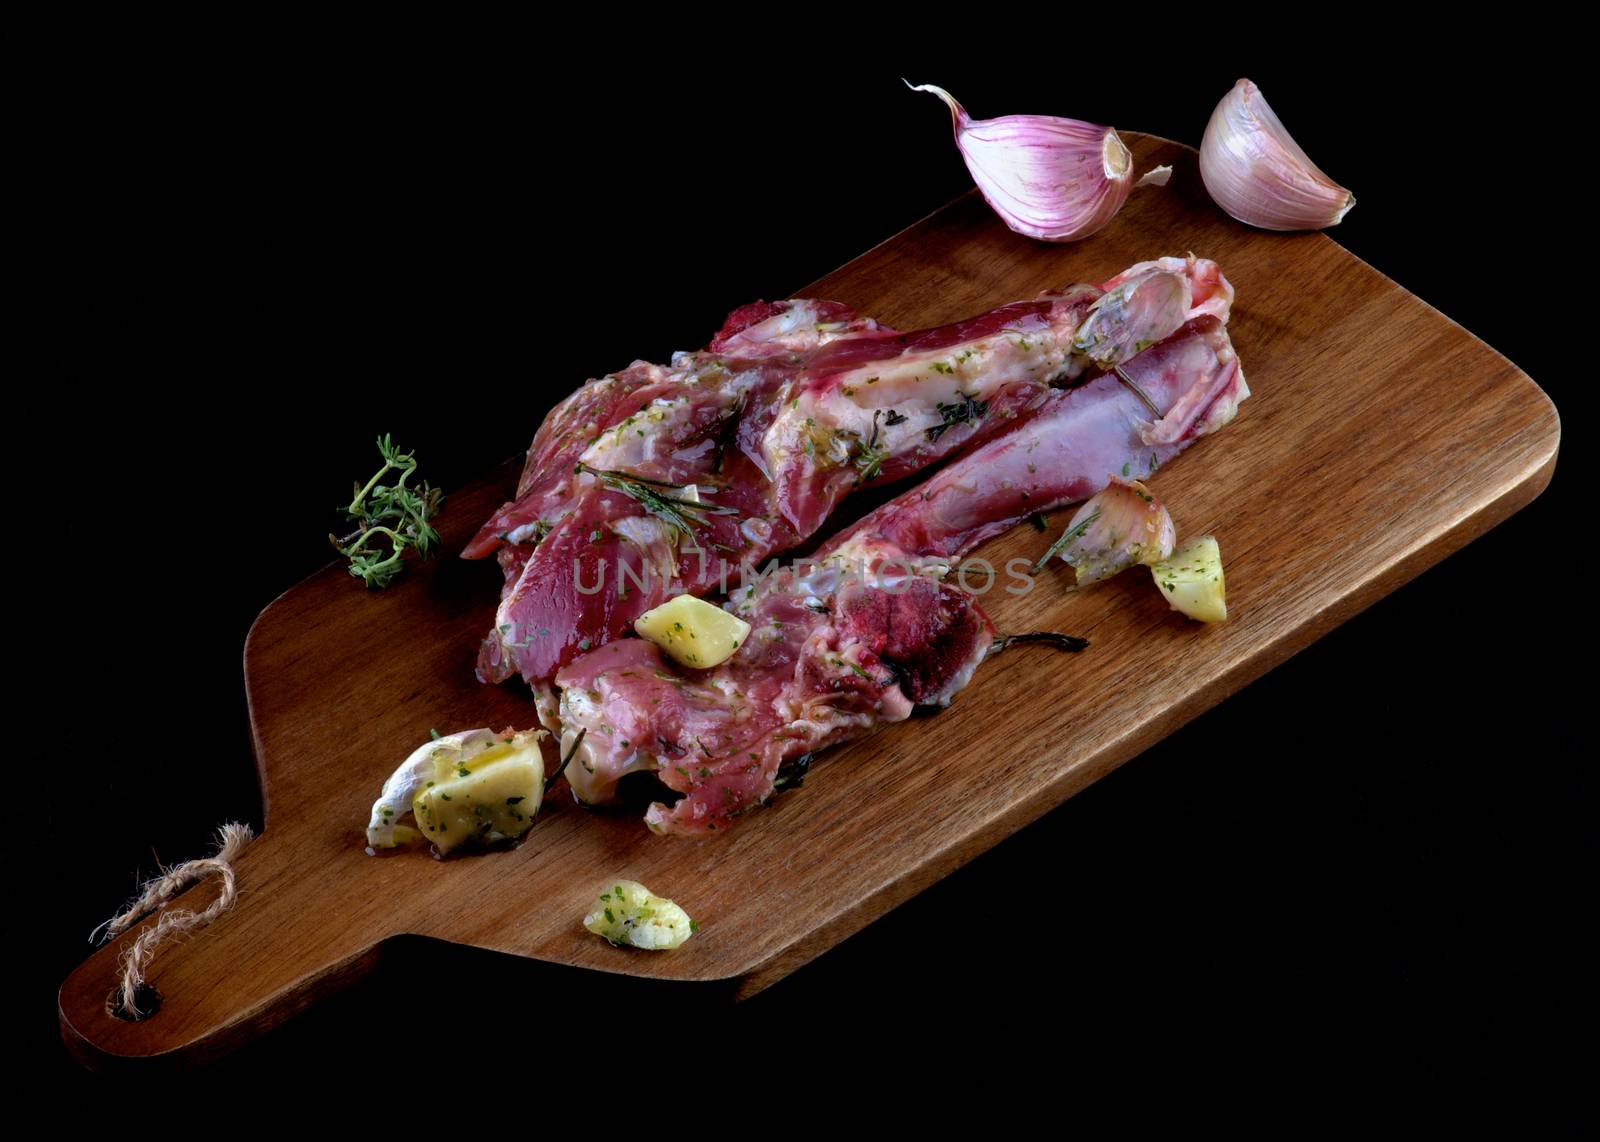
[93,822,254,1020]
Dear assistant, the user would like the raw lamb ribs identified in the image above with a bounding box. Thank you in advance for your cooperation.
[555,307,1247,834]
[465,256,1233,708]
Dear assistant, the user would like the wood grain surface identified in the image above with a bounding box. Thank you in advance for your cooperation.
[58,133,1560,1069]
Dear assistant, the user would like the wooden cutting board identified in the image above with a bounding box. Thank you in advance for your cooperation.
[59,133,1560,1068]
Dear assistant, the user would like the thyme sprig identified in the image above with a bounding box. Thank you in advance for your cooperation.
[329,434,445,589]
[1031,508,1101,575]
[575,462,738,542]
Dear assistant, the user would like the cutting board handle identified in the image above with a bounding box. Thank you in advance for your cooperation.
[58,824,392,1070]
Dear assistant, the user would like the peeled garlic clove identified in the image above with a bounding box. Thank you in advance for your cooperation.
[585,879,695,950]
[1151,535,1227,622]
[364,726,546,853]
[908,80,1132,242]
[365,728,497,850]
[412,731,546,856]
[634,593,751,669]
[1199,79,1355,231]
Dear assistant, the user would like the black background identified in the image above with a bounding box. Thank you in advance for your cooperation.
[38,31,1589,1097]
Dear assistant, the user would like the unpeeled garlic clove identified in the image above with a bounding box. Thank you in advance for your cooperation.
[1055,477,1177,586]
[907,80,1133,242]
[1199,78,1355,231]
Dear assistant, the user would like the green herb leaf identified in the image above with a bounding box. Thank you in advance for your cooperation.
[852,410,891,484]
[575,463,737,543]
[329,434,445,589]
[1031,509,1102,575]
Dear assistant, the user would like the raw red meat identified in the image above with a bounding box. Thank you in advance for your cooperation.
[468,258,1221,694]
[554,302,1248,834]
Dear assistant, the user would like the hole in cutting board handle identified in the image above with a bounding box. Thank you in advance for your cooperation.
[106,983,162,1022]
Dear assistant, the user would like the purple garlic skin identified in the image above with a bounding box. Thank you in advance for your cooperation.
[1200,78,1355,231]
[1059,477,1177,585]
[908,81,1133,242]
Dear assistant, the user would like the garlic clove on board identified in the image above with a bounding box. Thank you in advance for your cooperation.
[1199,78,1355,231]
[1054,477,1177,586]
[907,80,1133,242]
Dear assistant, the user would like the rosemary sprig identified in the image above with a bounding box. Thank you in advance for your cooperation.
[711,396,745,475]
[329,434,445,589]
[546,727,586,792]
[926,391,989,443]
[1113,365,1162,416]
[774,751,814,792]
[1031,508,1101,575]
[853,411,891,484]
[986,631,1090,658]
[575,462,738,542]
